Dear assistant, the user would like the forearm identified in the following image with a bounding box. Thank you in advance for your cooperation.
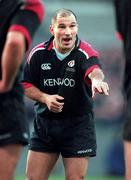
[88,68,104,82]
[24,85,48,104]
[1,32,25,91]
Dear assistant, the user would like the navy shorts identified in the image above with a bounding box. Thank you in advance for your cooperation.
[29,113,97,158]
[0,94,29,146]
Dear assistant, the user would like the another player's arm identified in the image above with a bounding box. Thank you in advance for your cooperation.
[0,32,26,92]
[24,85,64,113]
[88,68,109,97]
[0,0,44,93]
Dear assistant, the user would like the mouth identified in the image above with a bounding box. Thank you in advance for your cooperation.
[62,37,72,45]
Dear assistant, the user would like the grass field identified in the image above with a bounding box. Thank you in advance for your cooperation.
[15,175,124,180]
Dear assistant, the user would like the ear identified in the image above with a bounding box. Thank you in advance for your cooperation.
[49,25,54,36]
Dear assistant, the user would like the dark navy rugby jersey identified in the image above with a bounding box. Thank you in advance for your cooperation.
[22,36,102,117]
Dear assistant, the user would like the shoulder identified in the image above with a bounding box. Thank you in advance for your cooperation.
[27,42,46,63]
[23,0,45,23]
[78,40,100,59]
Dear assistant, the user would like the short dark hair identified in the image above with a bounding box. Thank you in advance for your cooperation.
[51,9,77,24]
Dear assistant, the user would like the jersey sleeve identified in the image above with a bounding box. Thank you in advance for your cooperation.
[22,50,40,88]
[9,0,45,51]
[79,40,102,85]
[82,56,102,76]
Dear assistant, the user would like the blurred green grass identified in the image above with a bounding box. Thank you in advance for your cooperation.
[15,175,124,180]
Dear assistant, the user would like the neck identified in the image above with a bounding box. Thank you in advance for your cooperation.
[53,40,74,54]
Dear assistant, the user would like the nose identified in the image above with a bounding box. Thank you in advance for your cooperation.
[65,27,71,35]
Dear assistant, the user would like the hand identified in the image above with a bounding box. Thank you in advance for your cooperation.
[44,94,64,113]
[91,79,109,98]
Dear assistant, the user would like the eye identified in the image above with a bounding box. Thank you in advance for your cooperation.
[70,24,76,28]
[58,24,66,29]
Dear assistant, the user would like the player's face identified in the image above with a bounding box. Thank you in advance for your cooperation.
[50,14,78,54]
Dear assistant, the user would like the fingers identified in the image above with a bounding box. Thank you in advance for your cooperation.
[50,106,63,113]
[92,81,109,97]
[52,95,64,107]
[50,104,63,113]
[48,95,64,113]
[56,95,64,102]
[102,82,109,95]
